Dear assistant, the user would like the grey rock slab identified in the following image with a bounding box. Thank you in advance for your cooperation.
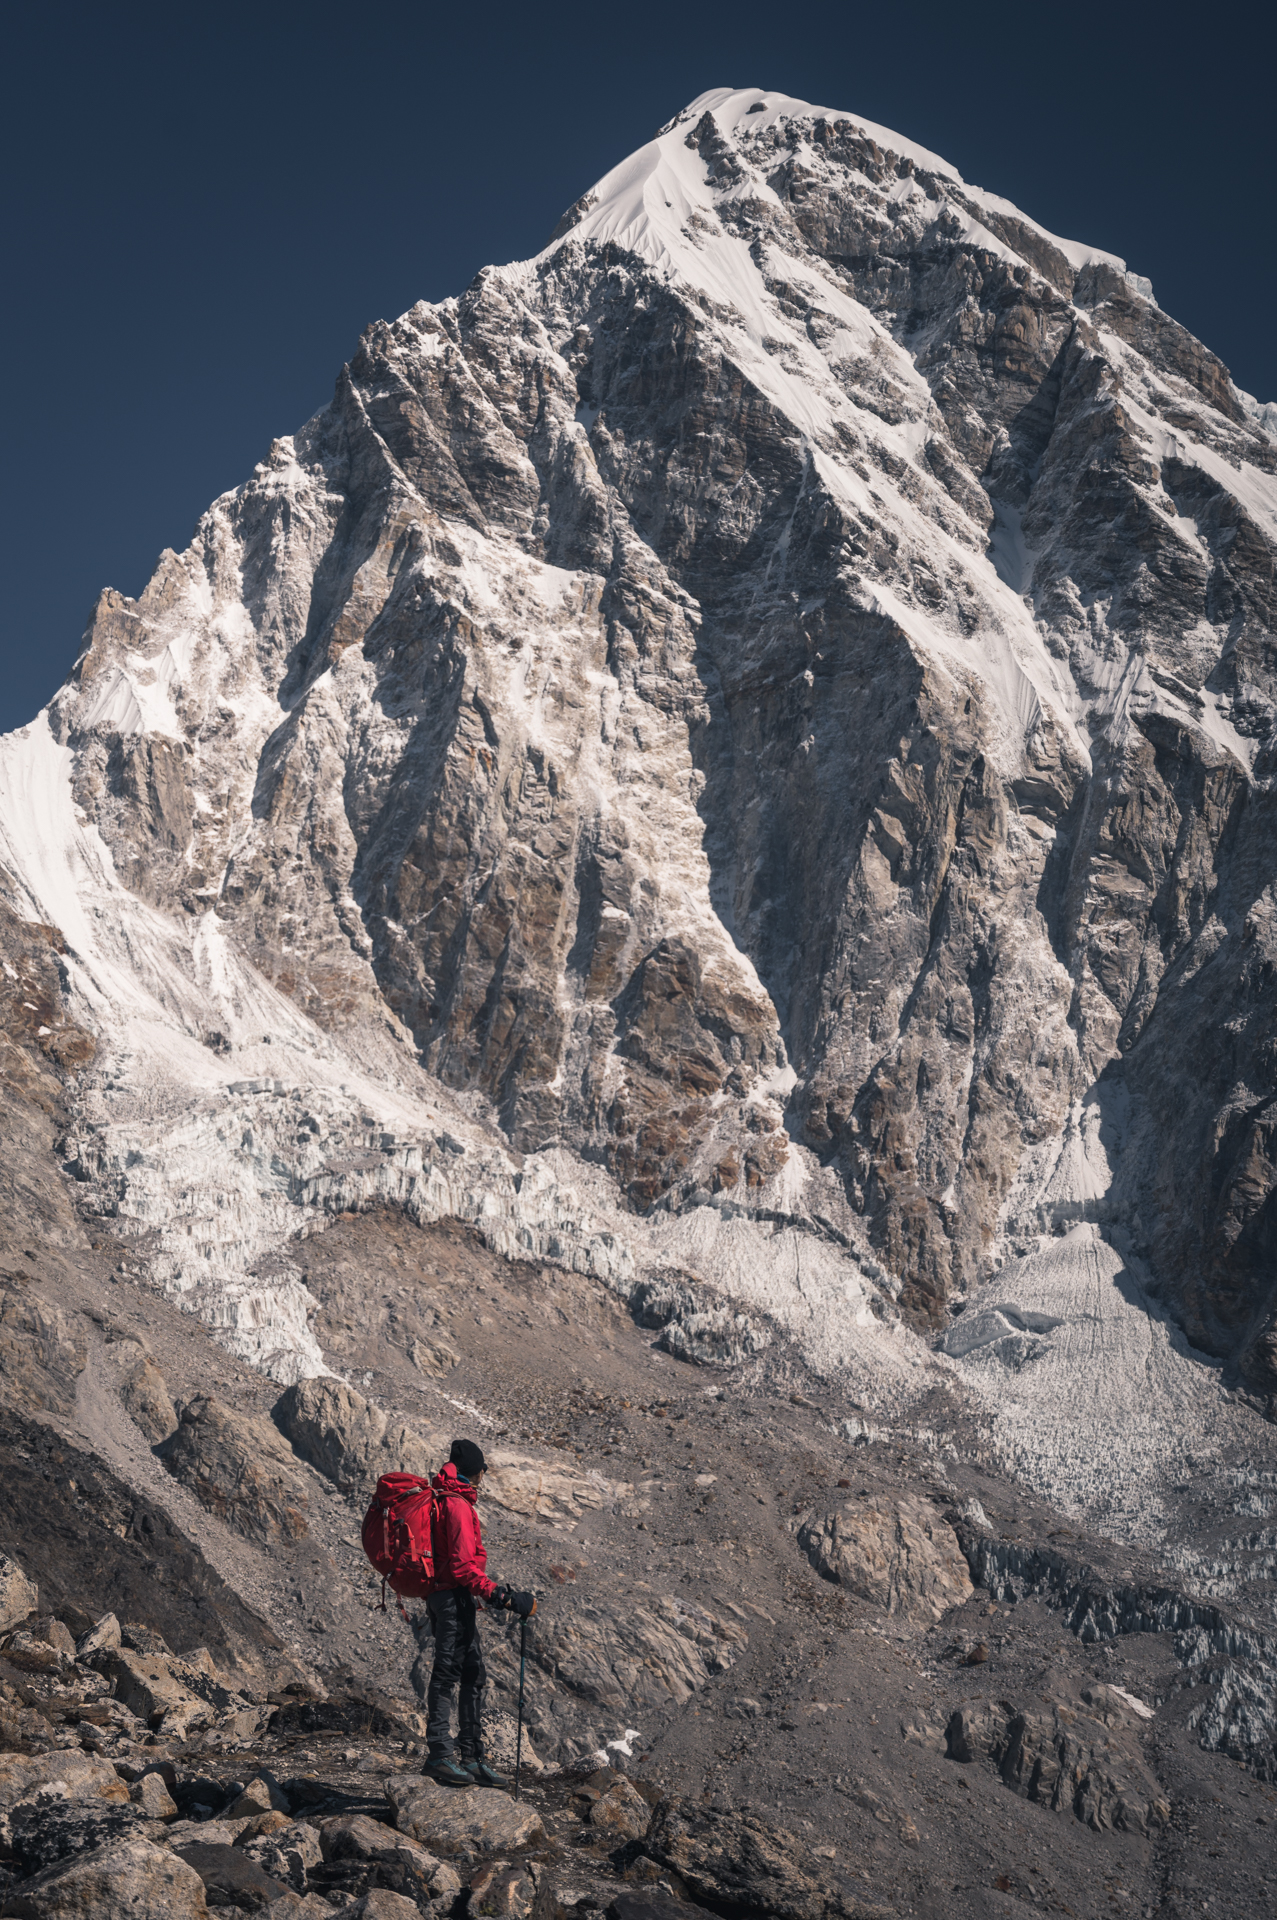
[0,1557,37,1637]
[239,1821,322,1896]
[318,1810,454,1889]
[0,1834,207,1919]
[73,1614,120,1658]
[0,1751,128,1819]
[172,1839,291,1909]
[156,1396,310,1546]
[385,1775,546,1858]
[797,1493,973,1623]
[127,1773,178,1821]
[331,1894,424,1920]
[118,1355,178,1445]
[642,1796,894,1920]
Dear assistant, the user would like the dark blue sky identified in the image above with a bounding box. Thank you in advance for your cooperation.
[3,1,1273,734]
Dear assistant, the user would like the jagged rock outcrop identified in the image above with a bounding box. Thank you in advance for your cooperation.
[484,1594,748,1764]
[116,1351,178,1445]
[156,1397,310,1545]
[946,1684,1170,1835]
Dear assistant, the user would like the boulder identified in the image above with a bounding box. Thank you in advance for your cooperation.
[410,1336,458,1376]
[156,1397,309,1545]
[74,1614,120,1658]
[609,1897,720,1920]
[797,1494,973,1623]
[316,1812,455,1889]
[642,1797,894,1920]
[92,1649,212,1737]
[0,1835,208,1918]
[173,1839,291,1910]
[262,1897,332,1920]
[0,1556,37,1636]
[10,1620,72,1659]
[335,1895,424,1920]
[119,1356,178,1445]
[4,1797,156,1880]
[129,1773,178,1821]
[239,1820,322,1895]
[0,1750,128,1819]
[469,1861,537,1919]
[590,1775,651,1840]
[316,1811,459,1904]
[385,1775,545,1859]
[0,1626,75,1679]
[270,1377,448,1491]
[227,1773,291,1817]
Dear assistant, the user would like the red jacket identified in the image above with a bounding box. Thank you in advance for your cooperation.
[430,1464,497,1600]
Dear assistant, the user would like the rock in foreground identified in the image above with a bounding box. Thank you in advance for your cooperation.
[642,1795,894,1920]
[0,1835,208,1919]
[385,1775,546,1859]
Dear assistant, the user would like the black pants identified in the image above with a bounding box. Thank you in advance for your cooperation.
[422,1589,486,1762]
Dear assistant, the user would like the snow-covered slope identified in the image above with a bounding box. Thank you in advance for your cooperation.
[2,85,1276,1546]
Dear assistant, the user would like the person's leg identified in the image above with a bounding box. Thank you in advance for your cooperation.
[408,1608,432,1704]
[426,1591,463,1764]
[456,1595,487,1762]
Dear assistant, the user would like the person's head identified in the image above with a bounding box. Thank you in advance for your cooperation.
[449,1437,487,1487]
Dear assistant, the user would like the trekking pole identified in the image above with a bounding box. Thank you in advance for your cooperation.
[512,1600,538,1801]
[514,1613,528,1802]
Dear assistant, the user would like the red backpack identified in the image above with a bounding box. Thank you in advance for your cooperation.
[361,1472,438,1613]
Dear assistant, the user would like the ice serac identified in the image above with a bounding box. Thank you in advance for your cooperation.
[0,86,1275,1421]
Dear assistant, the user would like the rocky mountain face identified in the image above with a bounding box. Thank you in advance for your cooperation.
[13,88,1274,1392]
[4,98,1277,1914]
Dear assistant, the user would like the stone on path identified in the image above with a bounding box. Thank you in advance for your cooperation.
[0,1835,208,1918]
[385,1775,545,1858]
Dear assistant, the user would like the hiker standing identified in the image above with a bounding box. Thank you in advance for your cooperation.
[420,1438,534,1787]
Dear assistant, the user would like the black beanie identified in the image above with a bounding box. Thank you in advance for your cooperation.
[450,1438,487,1480]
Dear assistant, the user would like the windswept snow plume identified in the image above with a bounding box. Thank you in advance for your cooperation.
[2,86,1277,1552]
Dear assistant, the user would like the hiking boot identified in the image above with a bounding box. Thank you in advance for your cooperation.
[461,1757,507,1787]
[423,1757,473,1787]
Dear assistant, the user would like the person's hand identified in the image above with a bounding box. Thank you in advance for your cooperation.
[507,1589,536,1619]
